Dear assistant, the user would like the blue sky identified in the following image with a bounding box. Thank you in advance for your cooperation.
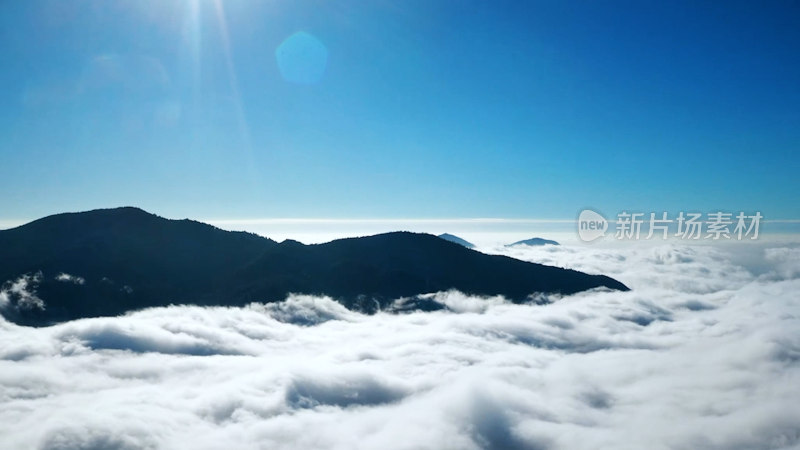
[1,0,798,222]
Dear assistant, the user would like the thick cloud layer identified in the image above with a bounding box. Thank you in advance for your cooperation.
[1,243,799,449]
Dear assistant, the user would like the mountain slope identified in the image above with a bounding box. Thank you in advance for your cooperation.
[507,237,560,247]
[437,233,476,248]
[0,208,627,325]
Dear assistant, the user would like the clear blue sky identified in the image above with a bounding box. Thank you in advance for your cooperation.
[1,0,798,221]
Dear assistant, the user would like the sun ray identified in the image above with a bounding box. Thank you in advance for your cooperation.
[211,0,261,192]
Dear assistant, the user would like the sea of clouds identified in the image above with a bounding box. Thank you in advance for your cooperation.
[1,241,799,450]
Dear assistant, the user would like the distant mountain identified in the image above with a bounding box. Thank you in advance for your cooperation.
[0,208,627,325]
[507,237,560,247]
[437,233,475,249]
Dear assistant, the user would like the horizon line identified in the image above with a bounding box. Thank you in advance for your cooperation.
[2,217,800,228]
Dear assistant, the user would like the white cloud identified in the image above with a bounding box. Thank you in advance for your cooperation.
[0,272,45,311]
[55,273,85,285]
[0,243,799,449]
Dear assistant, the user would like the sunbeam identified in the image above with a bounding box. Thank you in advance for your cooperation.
[211,0,261,192]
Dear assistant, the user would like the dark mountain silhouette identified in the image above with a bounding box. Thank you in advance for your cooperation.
[437,233,475,249]
[0,208,627,326]
[507,237,560,247]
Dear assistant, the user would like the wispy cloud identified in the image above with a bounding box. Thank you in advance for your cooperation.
[0,272,45,312]
[55,273,85,285]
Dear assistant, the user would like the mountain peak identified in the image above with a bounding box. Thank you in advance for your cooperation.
[437,233,476,249]
[507,237,560,247]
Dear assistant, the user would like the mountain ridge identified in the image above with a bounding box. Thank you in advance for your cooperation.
[507,237,560,247]
[437,233,475,248]
[0,207,628,326]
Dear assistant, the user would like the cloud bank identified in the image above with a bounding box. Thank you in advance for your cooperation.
[1,243,799,449]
